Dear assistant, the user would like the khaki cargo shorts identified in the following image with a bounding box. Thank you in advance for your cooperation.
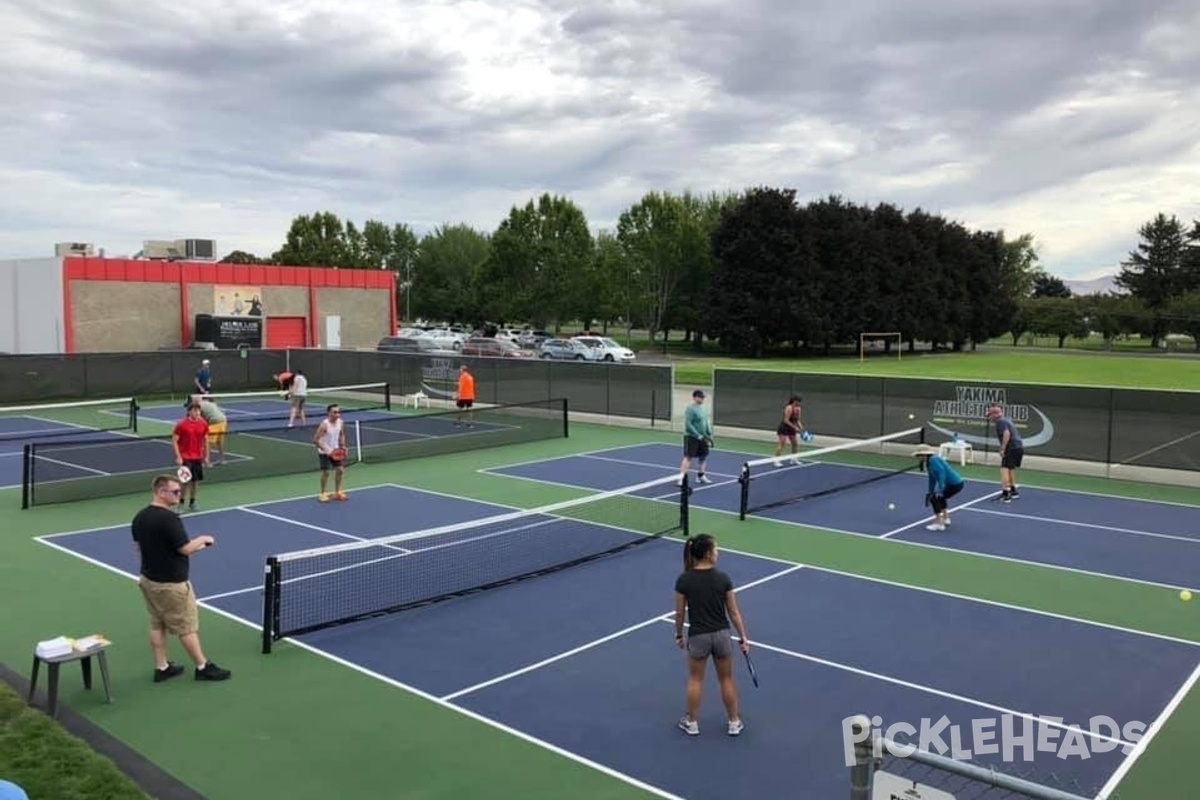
[139,576,199,636]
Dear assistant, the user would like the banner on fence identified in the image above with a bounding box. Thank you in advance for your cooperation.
[713,368,1198,473]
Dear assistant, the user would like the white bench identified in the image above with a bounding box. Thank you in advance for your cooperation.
[939,441,974,466]
[401,391,430,409]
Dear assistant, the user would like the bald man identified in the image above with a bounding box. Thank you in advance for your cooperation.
[986,405,1023,502]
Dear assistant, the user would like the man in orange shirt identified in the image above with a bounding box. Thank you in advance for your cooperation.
[455,364,475,427]
[172,403,211,512]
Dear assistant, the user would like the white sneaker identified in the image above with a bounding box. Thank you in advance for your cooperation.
[698,474,712,484]
[773,459,782,467]
[925,523,945,531]
[944,517,951,527]
[678,716,699,736]
[790,456,800,465]
[727,719,744,736]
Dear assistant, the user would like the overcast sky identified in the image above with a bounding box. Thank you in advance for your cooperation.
[1,1,1197,279]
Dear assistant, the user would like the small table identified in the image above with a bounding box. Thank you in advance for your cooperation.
[939,441,974,466]
[29,643,113,718]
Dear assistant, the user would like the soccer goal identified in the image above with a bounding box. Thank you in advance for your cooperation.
[859,332,902,361]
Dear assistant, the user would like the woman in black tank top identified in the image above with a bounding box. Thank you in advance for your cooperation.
[773,395,803,466]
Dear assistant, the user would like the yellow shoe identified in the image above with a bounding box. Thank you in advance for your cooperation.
[319,493,330,503]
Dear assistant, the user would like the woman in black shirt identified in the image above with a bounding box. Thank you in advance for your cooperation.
[674,533,750,736]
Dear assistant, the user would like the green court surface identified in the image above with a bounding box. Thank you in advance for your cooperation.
[2,399,1200,798]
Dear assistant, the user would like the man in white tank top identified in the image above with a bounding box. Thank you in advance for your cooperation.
[312,404,348,502]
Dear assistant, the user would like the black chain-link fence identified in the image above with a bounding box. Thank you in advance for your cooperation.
[714,368,1199,472]
[1,349,673,424]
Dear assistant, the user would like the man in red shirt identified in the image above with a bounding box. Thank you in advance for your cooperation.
[173,403,211,512]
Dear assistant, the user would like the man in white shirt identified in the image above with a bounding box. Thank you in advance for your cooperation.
[287,369,309,428]
[312,403,348,503]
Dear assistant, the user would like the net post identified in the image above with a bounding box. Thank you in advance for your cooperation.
[262,557,279,654]
[651,390,656,428]
[680,474,690,536]
[130,398,139,433]
[848,714,874,800]
[384,382,392,411]
[562,398,569,438]
[738,462,750,521]
[21,445,32,510]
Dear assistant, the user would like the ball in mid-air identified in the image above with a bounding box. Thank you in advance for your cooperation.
[908,413,915,420]
[887,503,895,510]
[1181,590,1193,602]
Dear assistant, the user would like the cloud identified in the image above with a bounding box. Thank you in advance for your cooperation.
[0,0,1197,278]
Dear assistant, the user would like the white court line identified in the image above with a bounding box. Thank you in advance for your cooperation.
[36,508,1200,800]
[485,465,1200,609]
[659,620,1138,750]
[32,535,688,800]
[440,565,804,701]
[1096,661,1200,798]
[1116,429,1200,467]
[879,491,1002,539]
[580,452,740,480]
[32,453,111,476]
[36,482,401,538]
[478,441,684,474]
[965,507,1200,546]
[237,506,414,552]
[206,515,574,603]
[615,441,1200,512]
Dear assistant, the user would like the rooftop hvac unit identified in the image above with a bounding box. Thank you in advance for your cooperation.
[142,239,183,259]
[55,242,94,257]
[180,238,216,260]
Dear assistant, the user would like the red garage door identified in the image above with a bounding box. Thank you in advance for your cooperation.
[266,316,308,348]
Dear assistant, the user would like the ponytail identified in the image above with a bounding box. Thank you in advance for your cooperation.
[683,534,715,571]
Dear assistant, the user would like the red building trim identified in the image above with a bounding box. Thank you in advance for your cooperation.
[179,268,191,347]
[308,284,320,347]
[61,258,395,351]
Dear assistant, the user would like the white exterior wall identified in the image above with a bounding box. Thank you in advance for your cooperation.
[0,257,65,354]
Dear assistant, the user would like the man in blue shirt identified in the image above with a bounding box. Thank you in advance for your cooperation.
[987,405,1023,503]
[914,445,965,531]
[194,359,212,395]
[678,389,713,486]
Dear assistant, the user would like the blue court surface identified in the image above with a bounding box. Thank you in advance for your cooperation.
[482,442,1200,590]
[0,416,141,488]
[3,401,509,490]
[37,481,1200,799]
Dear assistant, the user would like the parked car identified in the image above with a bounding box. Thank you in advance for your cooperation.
[461,337,536,358]
[518,330,554,348]
[572,336,636,363]
[417,328,468,351]
[539,338,599,361]
[376,336,421,353]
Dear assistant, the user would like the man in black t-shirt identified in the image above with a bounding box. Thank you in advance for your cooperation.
[130,474,231,683]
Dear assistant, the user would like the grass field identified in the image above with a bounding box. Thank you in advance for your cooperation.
[663,348,1200,390]
[1,348,1198,799]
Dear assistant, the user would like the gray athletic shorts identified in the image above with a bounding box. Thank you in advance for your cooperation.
[687,630,733,660]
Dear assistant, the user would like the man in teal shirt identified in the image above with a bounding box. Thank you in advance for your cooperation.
[679,389,713,486]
